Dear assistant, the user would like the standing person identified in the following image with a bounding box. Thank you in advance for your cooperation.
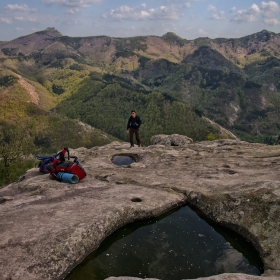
[126,110,142,148]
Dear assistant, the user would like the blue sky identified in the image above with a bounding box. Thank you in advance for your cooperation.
[0,0,279,41]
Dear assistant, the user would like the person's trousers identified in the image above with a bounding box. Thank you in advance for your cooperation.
[129,128,141,146]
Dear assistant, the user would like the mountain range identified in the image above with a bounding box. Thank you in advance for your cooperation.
[1,27,280,151]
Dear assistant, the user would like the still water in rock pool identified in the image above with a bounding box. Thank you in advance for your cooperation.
[65,206,263,280]
[112,155,135,166]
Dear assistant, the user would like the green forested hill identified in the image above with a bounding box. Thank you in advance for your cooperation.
[54,78,222,145]
[1,27,280,151]
[0,74,117,152]
[0,75,117,185]
[166,63,279,131]
[1,27,280,184]
[244,57,280,89]
[129,45,280,143]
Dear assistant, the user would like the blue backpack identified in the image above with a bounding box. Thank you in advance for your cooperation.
[36,148,69,174]
[37,155,57,173]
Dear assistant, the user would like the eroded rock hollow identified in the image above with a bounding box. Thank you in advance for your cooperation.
[1,138,280,280]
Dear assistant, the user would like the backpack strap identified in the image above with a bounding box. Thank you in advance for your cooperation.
[58,147,70,162]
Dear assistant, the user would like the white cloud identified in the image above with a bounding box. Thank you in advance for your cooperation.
[41,0,102,8]
[102,4,181,21]
[14,16,26,21]
[56,18,81,26]
[184,3,192,8]
[168,0,197,3]
[263,18,280,25]
[208,5,226,20]
[211,11,226,20]
[198,28,208,36]
[260,1,280,18]
[5,4,37,12]
[230,1,280,25]
[0,18,12,24]
[208,5,217,13]
[170,0,197,8]
[230,4,260,23]
[14,16,37,22]
[66,8,81,14]
[229,7,236,13]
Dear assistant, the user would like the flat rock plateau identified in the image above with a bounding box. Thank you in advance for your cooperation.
[1,138,280,280]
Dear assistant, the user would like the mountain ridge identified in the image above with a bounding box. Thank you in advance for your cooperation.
[1,28,280,146]
[1,28,279,65]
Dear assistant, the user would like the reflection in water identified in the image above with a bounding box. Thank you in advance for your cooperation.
[65,206,263,280]
[112,155,135,166]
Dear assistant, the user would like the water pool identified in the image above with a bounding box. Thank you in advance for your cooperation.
[65,205,263,280]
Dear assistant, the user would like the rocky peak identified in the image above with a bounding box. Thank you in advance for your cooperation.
[1,137,280,279]
[241,29,277,44]
[36,27,63,38]
[161,31,187,45]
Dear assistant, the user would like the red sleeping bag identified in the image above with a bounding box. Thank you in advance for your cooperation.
[47,157,87,181]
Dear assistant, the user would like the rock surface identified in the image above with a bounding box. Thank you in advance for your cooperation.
[106,274,280,280]
[149,133,193,146]
[1,139,280,280]
[195,275,279,280]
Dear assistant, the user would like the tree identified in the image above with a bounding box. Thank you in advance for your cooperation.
[0,123,34,183]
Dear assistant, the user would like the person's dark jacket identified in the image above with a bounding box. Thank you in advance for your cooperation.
[127,115,142,130]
